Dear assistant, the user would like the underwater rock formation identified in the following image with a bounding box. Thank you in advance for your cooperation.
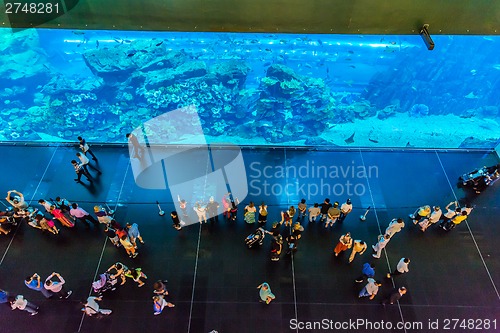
[409,104,429,117]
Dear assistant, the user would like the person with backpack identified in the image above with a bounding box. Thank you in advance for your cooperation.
[258,202,268,224]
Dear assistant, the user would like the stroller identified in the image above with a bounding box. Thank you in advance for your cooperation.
[459,164,500,193]
[245,227,265,248]
[92,272,118,295]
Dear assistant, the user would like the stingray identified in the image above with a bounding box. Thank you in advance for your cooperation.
[345,132,355,144]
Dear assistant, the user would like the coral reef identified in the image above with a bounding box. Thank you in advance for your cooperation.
[409,104,429,117]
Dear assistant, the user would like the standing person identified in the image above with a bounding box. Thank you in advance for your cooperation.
[171,211,182,230]
[319,198,332,223]
[206,196,220,223]
[70,203,98,228]
[385,218,405,238]
[297,199,307,220]
[44,272,72,299]
[124,267,147,287]
[270,232,283,262]
[228,196,239,221]
[71,160,92,183]
[409,205,431,224]
[387,258,410,278]
[244,202,257,224]
[153,295,175,315]
[103,225,121,247]
[49,205,74,228]
[76,152,101,174]
[38,199,54,212]
[258,202,268,224]
[82,296,112,316]
[443,211,468,231]
[308,203,321,223]
[334,232,353,256]
[338,198,353,223]
[358,278,382,300]
[355,262,376,283]
[126,222,145,249]
[126,133,144,159]
[349,240,367,263]
[419,206,442,232]
[77,136,98,161]
[282,206,295,227]
[120,235,138,258]
[52,197,71,213]
[372,234,391,259]
[94,205,112,225]
[194,202,207,224]
[0,289,9,305]
[177,195,189,220]
[439,201,459,224]
[257,282,275,304]
[325,202,341,227]
[381,287,407,305]
[107,262,128,285]
[6,190,28,209]
[25,273,53,299]
[9,295,39,315]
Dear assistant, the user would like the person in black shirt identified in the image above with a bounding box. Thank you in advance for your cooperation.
[319,198,332,222]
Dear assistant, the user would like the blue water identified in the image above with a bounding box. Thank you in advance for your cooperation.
[0,28,499,147]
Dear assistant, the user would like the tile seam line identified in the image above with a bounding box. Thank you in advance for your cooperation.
[434,150,500,301]
[358,149,407,333]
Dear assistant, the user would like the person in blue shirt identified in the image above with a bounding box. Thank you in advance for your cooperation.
[126,222,145,249]
[355,262,376,283]
[25,273,53,298]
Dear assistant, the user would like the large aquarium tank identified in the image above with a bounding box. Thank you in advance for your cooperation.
[0,28,499,148]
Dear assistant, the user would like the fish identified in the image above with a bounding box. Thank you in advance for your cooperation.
[411,86,417,91]
[72,31,85,35]
[483,37,494,41]
[123,40,132,43]
[406,142,413,147]
[265,48,272,52]
[470,69,477,75]
[127,52,136,57]
[43,64,50,70]
[347,50,354,54]
[493,64,500,70]
[369,138,379,143]
[349,65,356,69]
[305,63,312,68]
[156,41,164,47]
[344,132,355,144]
[114,38,122,43]
[464,92,480,99]
[96,40,99,49]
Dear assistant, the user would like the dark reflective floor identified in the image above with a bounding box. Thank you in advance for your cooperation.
[0,145,498,333]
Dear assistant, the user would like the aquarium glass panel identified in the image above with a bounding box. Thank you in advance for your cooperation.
[0,28,499,148]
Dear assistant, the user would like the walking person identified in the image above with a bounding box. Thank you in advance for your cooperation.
[70,203,98,228]
[297,199,307,220]
[107,262,128,285]
[9,295,39,315]
[355,262,376,283]
[410,205,431,224]
[77,136,98,161]
[372,234,391,259]
[77,152,101,174]
[94,205,112,225]
[308,203,321,223]
[153,294,175,315]
[334,232,353,256]
[120,235,138,258]
[358,278,382,300]
[257,282,275,304]
[126,222,145,249]
[439,201,460,228]
[381,287,407,305]
[258,202,268,224]
[385,218,405,238]
[103,225,121,247]
[71,160,92,183]
[171,211,183,230]
[44,272,72,299]
[125,267,147,287]
[25,273,53,299]
[442,210,468,231]
[153,280,170,296]
[82,296,112,316]
[244,201,257,224]
[338,198,352,223]
[387,258,410,279]
[349,240,367,263]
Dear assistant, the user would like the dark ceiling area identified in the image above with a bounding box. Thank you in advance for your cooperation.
[1,0,499,35]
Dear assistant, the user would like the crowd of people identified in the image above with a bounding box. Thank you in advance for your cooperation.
[0,137,489,324]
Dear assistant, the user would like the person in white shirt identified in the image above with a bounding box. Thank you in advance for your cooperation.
[6,190,28,209]
[461,203,474,216]
[358,278,382,300]
[372,234,391,259]
[419,206,442,231]
[387,258,410,278]
[308,203,321,223]
[385,218,405,238]
[45,272,72,299]
[82,296,112,316]
[9,294,39,315]
[38,199,53,212]
[76,152,101,174]
[194,202,207,223]
[338,199,352,223]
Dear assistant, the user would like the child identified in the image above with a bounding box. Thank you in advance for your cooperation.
[153,294,175,315]
[49,205,74,227]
